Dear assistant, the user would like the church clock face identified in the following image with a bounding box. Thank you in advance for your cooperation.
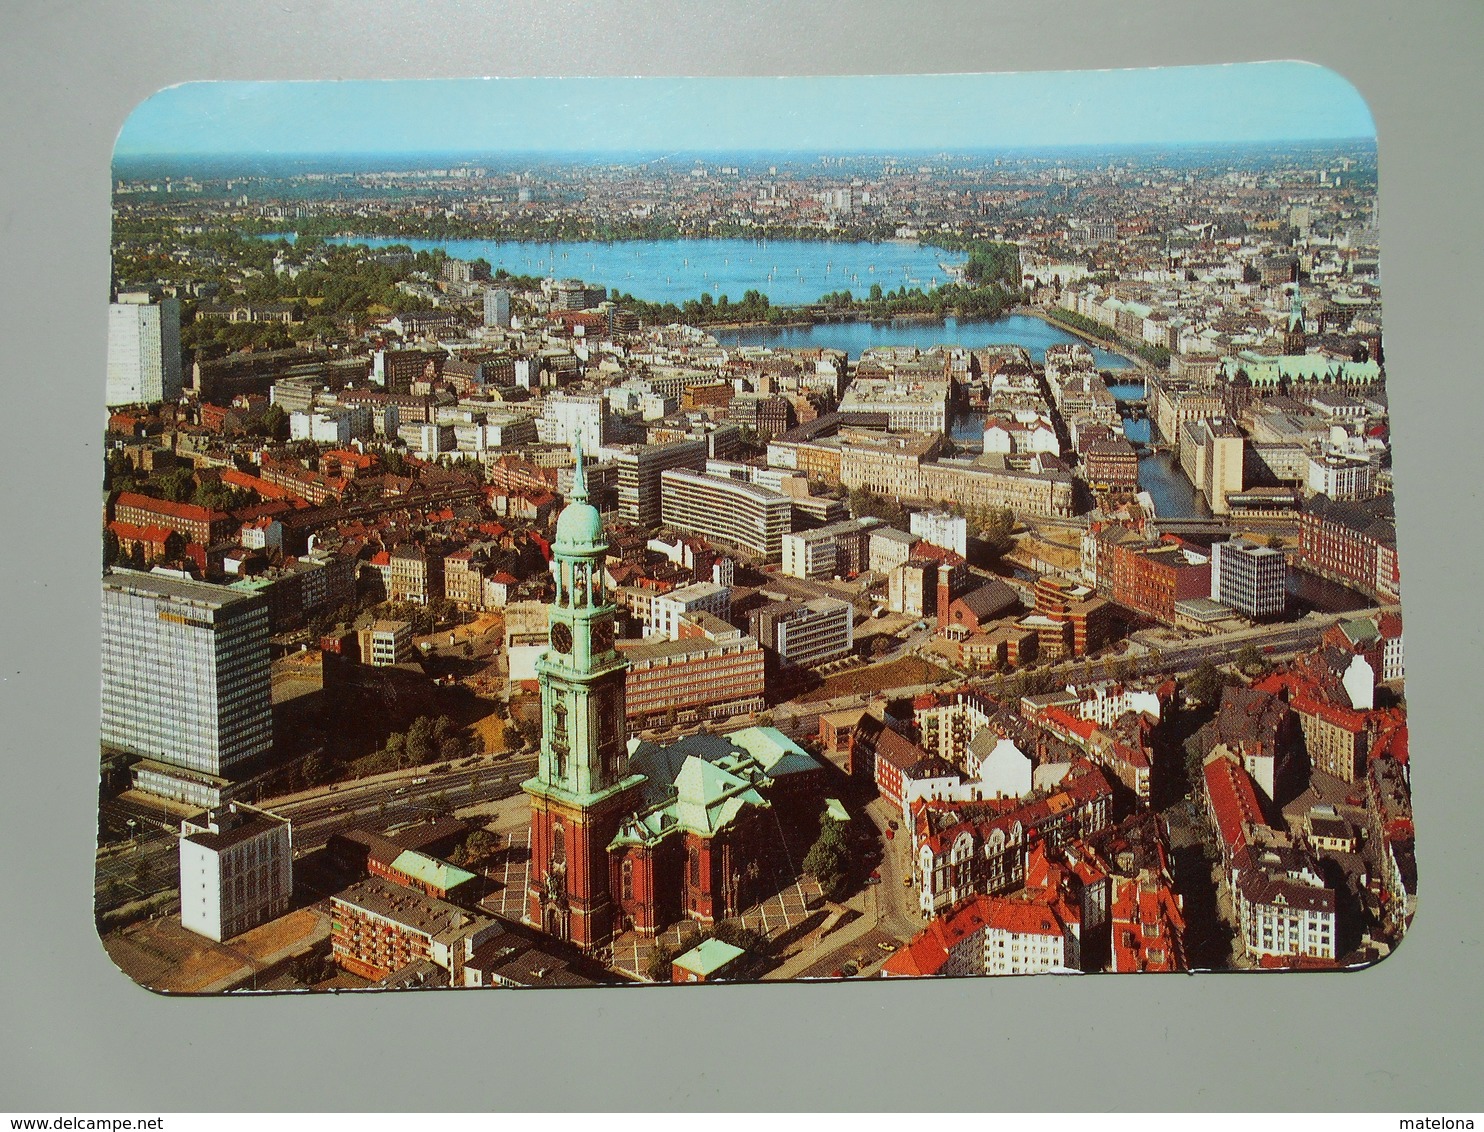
[550,622,573,654]
[592,618,614,653]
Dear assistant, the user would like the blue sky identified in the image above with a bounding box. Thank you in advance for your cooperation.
[115,64,1375,158]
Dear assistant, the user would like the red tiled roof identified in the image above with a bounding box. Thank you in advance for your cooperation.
[1203,754,1266,856]
[114,491,226,524]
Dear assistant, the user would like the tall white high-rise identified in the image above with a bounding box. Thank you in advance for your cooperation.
[106,296,183,407]
[101,570,273,804]
[483,287,512,328]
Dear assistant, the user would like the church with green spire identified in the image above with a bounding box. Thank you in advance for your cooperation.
[524,440,826,951]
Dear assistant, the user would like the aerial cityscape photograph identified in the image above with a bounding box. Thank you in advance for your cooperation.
[95,64,1413,993]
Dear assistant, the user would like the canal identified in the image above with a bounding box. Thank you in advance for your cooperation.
[1109,382,1211,520]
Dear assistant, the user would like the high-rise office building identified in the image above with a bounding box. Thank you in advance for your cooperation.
[659,468,792,559]
[106,297,183,407]
[101,570,273,805]
[606,440,708,529]
[483,287,512,328]
[1210,537,1288,619]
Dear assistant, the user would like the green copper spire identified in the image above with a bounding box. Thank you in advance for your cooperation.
[570,435,588,503]
[553,435,604,555]
[1289,282,1304,331]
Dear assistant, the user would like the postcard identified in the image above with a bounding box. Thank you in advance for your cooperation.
[96,65,1410,993]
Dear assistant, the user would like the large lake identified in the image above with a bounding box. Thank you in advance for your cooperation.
[316,235,968,308]
[713,313,1134,371]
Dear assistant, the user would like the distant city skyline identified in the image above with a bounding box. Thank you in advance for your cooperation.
[116,64,1375,160]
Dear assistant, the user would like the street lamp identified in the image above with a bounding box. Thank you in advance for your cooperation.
[127,817,137,852]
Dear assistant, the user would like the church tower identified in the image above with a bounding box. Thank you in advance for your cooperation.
[524,441,643,950]
[1283,282,1307,356]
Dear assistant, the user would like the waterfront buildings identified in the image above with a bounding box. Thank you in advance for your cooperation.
[106,296,182,407]
[1297,494,1400,603]
[179,802,293,943]
[1098,533,1213,625]
[101,570,273,805]
[839,376,950,432]
[1179,417,1244,516]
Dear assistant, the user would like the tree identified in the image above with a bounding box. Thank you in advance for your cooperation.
[406,716,437,766]
[302,749,330,787]
[464,829,496,863]
[156,466,197,503]
[1265,534,1285,551]
[1183,661,1227,710]
[979,507,1017,558]
[1234,644,1268,677]
[644,940,678,983]
[103,527,121,570]
[803,818,851,900]
[383,731,407,768]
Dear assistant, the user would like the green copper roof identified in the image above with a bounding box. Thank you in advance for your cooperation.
[607,727,822,851]
[388,850,476,892]
[824,798,851,824]
[672,757,769,836]
[673,937,746,977]
[1221,352,1382,388]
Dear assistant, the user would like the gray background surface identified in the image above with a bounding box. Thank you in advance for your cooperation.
[1,0,1480,1112]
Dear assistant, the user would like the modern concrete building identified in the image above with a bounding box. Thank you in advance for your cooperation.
[538,393,609,451]
[106,297,183,407]
[1210,538,1288,619]
[619,631,767,728]
[359,620,414,667]
[483,287,512,328]
[909,509,968,559]
[1179,417,1244,516]
[646,582,732,640]
[1306,451,1374,501]
[659,468,791,559]
[179,802,293,942]
[101,570,273,805]
[749,597,854,668]
[780,517,879,580]
[600,439,708,529]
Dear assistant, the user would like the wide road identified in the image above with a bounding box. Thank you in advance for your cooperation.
[94,756,538,917]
